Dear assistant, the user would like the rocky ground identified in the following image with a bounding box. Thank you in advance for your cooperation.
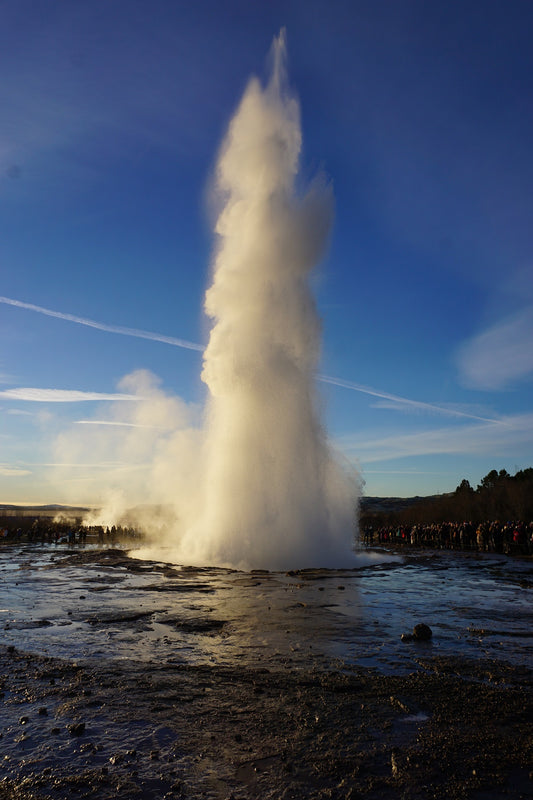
[1,641,532,799]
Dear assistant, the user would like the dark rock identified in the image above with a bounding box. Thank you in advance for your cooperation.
[67,722,85,736]
[38,707,48,716]
[413,623,432,641]
[401,633,414,642]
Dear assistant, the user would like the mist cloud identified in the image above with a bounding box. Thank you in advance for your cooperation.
[52,370,202,518]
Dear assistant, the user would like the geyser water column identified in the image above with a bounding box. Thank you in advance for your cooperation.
[180,31,358,569]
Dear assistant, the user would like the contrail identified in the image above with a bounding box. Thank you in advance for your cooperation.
[0,295,204,352]
[317,374,503,423]
[1,294,501,422]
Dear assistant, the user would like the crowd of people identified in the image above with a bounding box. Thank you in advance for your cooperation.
[362,519,533,555]
[2,516,533,556]
[0,519,140,545]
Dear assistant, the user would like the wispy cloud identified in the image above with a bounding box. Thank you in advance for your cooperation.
[0,296,205,352]
[0,465,32,477]
[19,462,142,469]
[0,388,136,403]
[318,374,502,423]
[362,469,455,475]
[457,305,533,390]
[75,419,167,429]
[338,411,533,464]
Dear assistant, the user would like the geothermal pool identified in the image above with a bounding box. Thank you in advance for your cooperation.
[1,544,532,674]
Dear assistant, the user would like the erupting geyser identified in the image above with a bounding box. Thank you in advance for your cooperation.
[174,31,358,569]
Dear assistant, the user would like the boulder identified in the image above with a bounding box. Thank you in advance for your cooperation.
[413,623,432,641]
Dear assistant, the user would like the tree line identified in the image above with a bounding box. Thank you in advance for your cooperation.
[361,467,533,529]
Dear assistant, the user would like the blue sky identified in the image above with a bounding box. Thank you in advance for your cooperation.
[1,0,533,504]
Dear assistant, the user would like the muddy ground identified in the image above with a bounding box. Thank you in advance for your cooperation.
[1,549,532,799]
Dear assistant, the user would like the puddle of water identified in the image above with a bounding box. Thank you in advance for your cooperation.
[0,544,532,674]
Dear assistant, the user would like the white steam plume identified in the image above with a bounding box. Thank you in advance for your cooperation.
[156,30,358,568]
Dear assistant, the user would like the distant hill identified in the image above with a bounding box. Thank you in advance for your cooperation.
[360,495,444,515]
[0,504,90,518]
[1,497,440,520]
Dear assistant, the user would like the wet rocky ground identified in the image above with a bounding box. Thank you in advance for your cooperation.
[1,644,532,799]
[1,547,532,799]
